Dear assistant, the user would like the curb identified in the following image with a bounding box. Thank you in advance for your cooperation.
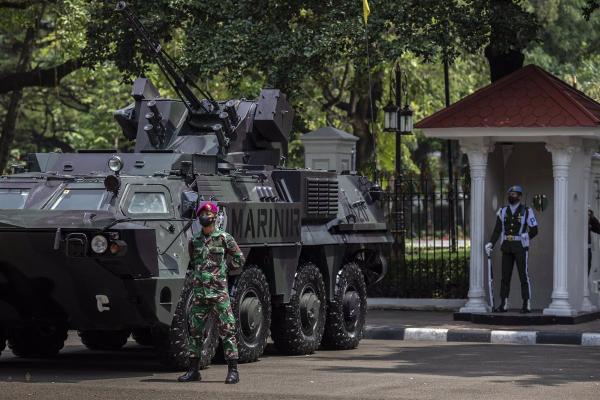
[364,326,600,346]
[367,298,466,312]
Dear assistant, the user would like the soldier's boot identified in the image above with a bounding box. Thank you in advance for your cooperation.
[178,358,201,382]
[520,300,531,314]
[493,298,508,313]
[225,359,239,384]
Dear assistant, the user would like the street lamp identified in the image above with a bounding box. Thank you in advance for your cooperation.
[384,103,413,136]
[384,102,399,132]
[383,64,414,266]
[399,105,414,135]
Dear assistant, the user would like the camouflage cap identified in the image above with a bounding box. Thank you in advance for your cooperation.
[196,201,219,216]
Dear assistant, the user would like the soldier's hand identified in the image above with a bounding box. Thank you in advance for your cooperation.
[485,242,493,256]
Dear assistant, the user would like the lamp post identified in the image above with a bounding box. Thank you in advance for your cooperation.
[384,65,413,255]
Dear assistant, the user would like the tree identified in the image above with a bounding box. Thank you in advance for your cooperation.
[89,0,533,172]
[0,0,180,172]
[0,0,542,177]
[0,1,88,172]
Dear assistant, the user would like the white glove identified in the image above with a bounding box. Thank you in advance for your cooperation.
[485,242,493,256]
[521,232,530,248]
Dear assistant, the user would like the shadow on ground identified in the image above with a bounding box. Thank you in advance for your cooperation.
[0,341,279,384]
[315,342,600,387]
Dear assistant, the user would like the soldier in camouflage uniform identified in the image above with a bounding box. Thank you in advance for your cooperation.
[178,201,245,384]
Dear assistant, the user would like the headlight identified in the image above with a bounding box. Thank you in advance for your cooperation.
[91,235,108,254]
[108,156,124,173]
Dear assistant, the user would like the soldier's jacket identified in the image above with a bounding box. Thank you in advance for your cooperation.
[188,229,245,298]
[489,204,538,252]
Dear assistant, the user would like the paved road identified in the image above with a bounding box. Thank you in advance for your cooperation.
[0,333,599,399]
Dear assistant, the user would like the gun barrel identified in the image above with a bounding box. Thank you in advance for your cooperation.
[115,1,207,113]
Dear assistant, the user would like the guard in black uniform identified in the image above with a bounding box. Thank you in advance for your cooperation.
[588,209,600,275]
[485,185,538,313]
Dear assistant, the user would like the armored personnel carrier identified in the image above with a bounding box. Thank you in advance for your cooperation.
[0,2,391,369]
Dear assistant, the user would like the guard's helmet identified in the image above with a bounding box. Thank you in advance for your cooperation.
[195,201,219,216]
[507,185,523,194]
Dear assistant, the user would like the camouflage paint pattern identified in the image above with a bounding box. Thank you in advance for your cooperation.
[187,229,244,360]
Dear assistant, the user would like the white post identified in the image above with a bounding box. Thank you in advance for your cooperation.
[544,142,578,316]
[582,146,597,312]
[592,157,600,309]
[460,139,492,313]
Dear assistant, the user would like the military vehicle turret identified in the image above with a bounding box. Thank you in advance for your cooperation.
[0,1,391,369]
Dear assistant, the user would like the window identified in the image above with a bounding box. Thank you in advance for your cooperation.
[51,189,107,210]
[127,192,168,214]
[0,188,30,209]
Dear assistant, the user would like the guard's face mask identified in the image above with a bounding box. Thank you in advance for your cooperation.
[199,214,215,227]
[508,193,521,205]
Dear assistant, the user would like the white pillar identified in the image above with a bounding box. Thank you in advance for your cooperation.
[582,146,597,312]
[460,139,492,313]
[544,143,578,316]
[590,156,600,309]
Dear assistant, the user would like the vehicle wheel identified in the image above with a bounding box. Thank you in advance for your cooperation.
[8,324,68,358]
[132,328,155,347]
[354,249,386,286]
[231,266,271,363]
[79,330,130,351]
[271,262,326,355]
[157,273,218,370]
[322,262,367,349]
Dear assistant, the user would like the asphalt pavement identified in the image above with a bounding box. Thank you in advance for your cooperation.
[1,332,600,399]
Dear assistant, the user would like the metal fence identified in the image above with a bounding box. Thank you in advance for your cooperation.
[369,176,471,298]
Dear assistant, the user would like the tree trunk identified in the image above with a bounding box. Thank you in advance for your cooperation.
[0,13,38,173]
[318,67,382,174]
[0,90,25,173]
[350,70,383,173]
[484,46,524,82]
[0,59,80,95]
[484,0,529,82]
[350,111,374,172]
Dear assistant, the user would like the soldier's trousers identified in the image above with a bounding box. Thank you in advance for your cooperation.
[500,249,530,301]
[188,291,239,360]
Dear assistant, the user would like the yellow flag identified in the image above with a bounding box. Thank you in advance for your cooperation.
[362,0,370,25]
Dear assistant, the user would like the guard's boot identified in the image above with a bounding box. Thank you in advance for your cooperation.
[493,298,508,313]
[520,300,531,314]
[178,358,201,382]
[225,359,239,384]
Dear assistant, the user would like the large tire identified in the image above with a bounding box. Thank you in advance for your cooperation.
[322,262,367,349]
[271,262,326,355]
[157,272,218,370]
[132,328,155,347]
[231,266,271,363]
[8,324,68,358]
[79,330,130,351]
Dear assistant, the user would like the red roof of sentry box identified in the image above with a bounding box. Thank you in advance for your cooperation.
[415,64,600,129]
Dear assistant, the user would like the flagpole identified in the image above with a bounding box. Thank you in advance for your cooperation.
[363,3,377,180]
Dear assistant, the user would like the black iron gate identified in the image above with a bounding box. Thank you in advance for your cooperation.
[369,176,470,298]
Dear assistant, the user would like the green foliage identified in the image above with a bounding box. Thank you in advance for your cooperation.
[525,0,600,100]
[1,0,599,178]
